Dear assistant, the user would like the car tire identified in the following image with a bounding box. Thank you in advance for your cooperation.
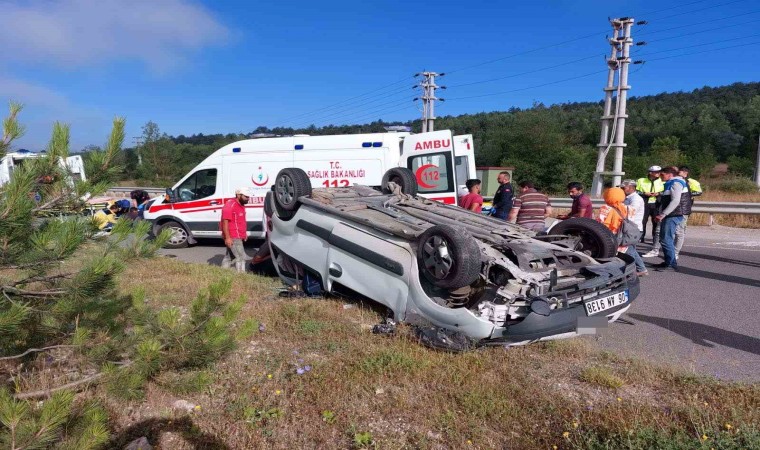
[274,168,312,220]
[417,224,481,289]
[381,167,418,196]
[160,220,190,249]
[263,191,274,218]
[550,217,617,258]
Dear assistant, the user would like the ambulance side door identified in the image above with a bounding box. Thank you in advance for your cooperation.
[171,166,222,236]
[400,130,457,205]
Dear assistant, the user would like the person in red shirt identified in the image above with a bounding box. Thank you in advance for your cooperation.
[557,181,594,220]
[221,187,252,272]
[459,179,483,212]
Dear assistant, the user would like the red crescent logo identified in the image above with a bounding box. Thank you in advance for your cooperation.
[252,173,269,187]
[415,164,438,189]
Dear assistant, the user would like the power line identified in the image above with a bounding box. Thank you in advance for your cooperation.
[277,75,414,124]
[289,85,411,126]
[445,31,606,76]
[309,97,415,126]
[338,100,418,125]
[447,54,603,89]
[636,32,760,57]
[635,0,712,17]
[638,9,760,36]
[446,70,607,101]
[290,89,413,128]
[644,17,760,43]
[642,39,760,62]
[644,0,750,21]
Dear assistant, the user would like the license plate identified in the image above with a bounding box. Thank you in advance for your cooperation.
[584,291,628,316]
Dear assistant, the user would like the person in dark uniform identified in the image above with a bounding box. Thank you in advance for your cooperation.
[491,171,513,220]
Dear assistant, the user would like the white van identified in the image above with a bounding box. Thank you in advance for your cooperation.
[145,130,476,248]
[0,151,87,186]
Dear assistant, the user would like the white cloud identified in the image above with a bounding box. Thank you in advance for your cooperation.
[0,0,230,72]
[0,76,70,110]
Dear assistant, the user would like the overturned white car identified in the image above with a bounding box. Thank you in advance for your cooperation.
[265,168,639,349]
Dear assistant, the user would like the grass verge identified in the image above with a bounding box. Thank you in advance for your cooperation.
[98,256,759,449]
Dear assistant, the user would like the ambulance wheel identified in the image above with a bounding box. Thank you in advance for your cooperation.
[417,224,481,289]
[274,168,312,219]
[550,217,617,258]
[382,167,418,196]
[160,221,189,249]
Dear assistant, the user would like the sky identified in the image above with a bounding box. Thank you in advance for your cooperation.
[1,0,758,151]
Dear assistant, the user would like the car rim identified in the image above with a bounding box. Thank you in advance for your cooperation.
[422,235,454,280]
[276,174,295,206]
[572,229,599,256]
[168,226,187,245]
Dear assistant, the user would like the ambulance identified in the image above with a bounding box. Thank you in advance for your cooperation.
[144,129,476,248]
[0,150,87,186]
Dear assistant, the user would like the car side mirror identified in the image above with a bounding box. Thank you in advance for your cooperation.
[165,188,176,203]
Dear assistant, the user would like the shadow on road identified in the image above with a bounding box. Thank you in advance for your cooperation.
[628,313,760,356]
[680,250,760,269]
[677,266,760,288]
[109,416,230,449]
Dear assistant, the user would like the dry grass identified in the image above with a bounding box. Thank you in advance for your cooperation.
[92,256,760,449]
[689,191,760,228]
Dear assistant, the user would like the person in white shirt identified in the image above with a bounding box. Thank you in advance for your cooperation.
[621,179,647,276]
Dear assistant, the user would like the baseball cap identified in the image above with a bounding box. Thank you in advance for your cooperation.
[235,187,253,196]
[647,165,662,172]
[620,179,636,187]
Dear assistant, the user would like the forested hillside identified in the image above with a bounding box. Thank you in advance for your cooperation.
[118,82,760,192]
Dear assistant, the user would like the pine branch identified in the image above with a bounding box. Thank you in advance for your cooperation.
[1,286,67,298]
[13,362,132,400]
[0,345,74,361]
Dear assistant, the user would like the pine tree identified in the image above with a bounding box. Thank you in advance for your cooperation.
[0,102,252,448]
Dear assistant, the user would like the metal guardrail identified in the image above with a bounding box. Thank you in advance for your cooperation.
[484,196,760,215]
[106,186,166,196]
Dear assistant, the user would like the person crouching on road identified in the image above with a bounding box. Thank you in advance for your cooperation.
[557,181,593,220]
[652,166,692,272]
[621,180,648,276]
[94,202,120,231]
[459,179,484,212]
[221,187,252,273]
[673,165,702,260]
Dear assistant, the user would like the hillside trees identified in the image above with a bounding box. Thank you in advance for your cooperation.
[113,82,760,191]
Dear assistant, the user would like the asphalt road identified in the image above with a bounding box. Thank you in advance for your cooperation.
[159,225,760,382]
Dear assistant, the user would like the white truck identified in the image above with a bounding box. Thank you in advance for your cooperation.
[0,150,86,186]
[144,129,477,248]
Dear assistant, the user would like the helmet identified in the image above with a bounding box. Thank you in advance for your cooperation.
[647,165,662,172]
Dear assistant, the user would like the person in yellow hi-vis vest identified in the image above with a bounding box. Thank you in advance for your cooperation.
[674,166,703,259]
[636,165,665,258]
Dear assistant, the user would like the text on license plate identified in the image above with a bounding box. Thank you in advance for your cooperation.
[584,291,629,316]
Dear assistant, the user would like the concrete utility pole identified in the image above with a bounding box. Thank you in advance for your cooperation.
[756,134,760,187]
[132,136,143,166]
[417,72,444,132]
[591,18,635,197]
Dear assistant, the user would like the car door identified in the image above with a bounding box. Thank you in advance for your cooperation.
[326,222,414,317]
[171,167,222,236]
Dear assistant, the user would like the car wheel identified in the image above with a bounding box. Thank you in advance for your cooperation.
[417,224,481,289]
[550,217,617,258]
[381,167,418,196]
[274,168,312,220]
[263,191,274,218]
[160,221,189,249]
